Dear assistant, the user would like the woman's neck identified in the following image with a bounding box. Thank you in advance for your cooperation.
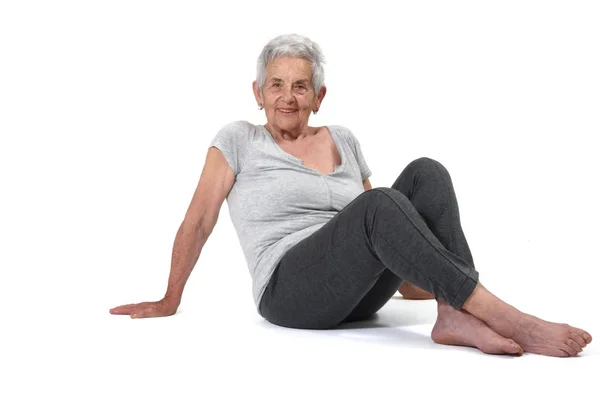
[265,123,316,142]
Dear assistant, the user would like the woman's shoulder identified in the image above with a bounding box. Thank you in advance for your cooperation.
[215,120,263,139]
[219,120,257,131]
[325,124,357,141]
[326,124,350,131]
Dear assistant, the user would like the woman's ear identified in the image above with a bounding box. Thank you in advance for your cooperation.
[252,81,263,105]
[315,85,327,111]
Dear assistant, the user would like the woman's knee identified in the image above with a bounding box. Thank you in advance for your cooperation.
[408,157,447,173]
[406,157,453,186]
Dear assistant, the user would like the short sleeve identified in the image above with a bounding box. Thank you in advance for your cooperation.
[346,128,372,181]
[209,121,248,176]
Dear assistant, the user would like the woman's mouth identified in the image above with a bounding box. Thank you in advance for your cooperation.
[279,109,297,114]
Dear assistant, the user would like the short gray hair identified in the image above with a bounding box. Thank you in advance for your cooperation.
[256,34,326,95]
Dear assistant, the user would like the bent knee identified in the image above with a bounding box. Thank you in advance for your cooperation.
[409,156,444,169]
[407,157,451,178]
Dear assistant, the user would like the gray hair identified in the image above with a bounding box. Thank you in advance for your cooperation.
[256,34,326,95]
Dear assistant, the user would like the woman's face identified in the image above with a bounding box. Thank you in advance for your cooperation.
[253,56,326,133]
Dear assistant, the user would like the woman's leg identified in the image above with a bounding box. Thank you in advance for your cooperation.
[395,156,473,300]
[259,158,480,329]
[340,158,591,356]
[392,158,475,269]
[259,156,592,356]
[339,158,529,354]
[391,160,592,356]
[344,157,474,320]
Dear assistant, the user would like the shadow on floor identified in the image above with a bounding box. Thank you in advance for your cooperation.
[257,297,442,351]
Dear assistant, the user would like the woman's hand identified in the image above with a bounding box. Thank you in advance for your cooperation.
[109,297,180,319]
[398,281,435,300]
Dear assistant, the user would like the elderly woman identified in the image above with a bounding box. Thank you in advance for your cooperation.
[110,34,592,357]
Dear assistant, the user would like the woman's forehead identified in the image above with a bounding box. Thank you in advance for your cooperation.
[267,57,312,76]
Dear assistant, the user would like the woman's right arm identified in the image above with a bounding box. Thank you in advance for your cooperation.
[109,146,236,318]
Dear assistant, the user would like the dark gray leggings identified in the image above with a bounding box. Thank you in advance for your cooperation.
[258,157,479,329]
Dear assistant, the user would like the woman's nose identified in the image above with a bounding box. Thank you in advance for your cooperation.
[281,86,295,102]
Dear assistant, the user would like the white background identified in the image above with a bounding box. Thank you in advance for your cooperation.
[1,1,598,399]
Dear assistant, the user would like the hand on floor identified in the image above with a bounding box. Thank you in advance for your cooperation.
[109,297,180,319]
[398,281,435,300]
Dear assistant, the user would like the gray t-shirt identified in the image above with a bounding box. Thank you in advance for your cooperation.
[209,120,372,313]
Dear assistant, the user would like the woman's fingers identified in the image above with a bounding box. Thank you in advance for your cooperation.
[131,306,156,318]
[109,302,149,315]
[131,304,171,319]
[110,299,178,318]
[109,305,135,314]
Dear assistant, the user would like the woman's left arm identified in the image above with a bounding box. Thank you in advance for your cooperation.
[363,178,372,191]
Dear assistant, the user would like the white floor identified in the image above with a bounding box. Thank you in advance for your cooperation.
[6,250,598,400]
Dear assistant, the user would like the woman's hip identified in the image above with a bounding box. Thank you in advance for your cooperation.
[258,189,407,329]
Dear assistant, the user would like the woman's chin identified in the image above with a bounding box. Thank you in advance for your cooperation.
[275,118,301,128]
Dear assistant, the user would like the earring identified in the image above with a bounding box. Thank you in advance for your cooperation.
[313,108,319,115]
[259,104,263,110]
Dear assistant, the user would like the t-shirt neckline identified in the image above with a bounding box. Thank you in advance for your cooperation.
[260,124,345,176]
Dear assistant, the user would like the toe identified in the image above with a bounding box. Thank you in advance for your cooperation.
[557,349,571,357]
[570,332,586,349]
[567,338,583,354]
[504,339,524,355]
[561,344,577,357]
[569,327,592,344]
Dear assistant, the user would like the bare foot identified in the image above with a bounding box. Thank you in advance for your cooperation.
[432,300,524,355]
[507,313,591,357]
[398,281,435,300]
[462,283,593,357]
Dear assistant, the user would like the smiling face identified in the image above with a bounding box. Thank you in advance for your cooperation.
[253,56,326,135]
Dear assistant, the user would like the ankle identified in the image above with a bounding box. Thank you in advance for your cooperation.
[436,298,454,313]
[437,297,449,306]
[461,282,492,315]
[461,282,522,337]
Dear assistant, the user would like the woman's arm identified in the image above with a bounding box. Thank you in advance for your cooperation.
[363,178,372,191]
